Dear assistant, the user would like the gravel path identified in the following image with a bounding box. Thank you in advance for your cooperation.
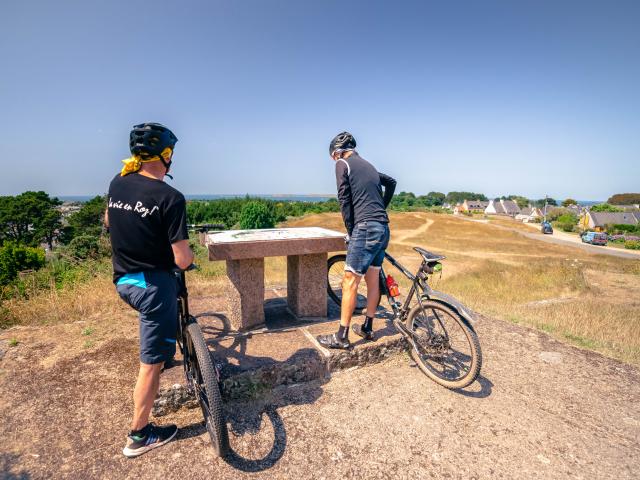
[1,314,639,479]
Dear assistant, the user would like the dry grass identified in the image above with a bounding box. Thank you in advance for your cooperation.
[289,211,640,365]
[2,211,639,365]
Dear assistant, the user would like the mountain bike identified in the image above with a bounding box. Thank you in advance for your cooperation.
[175,265,229,457]
[327,247,482,389]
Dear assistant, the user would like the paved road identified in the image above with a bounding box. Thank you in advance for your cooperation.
[2,314,639,479]
[455,215,640,260]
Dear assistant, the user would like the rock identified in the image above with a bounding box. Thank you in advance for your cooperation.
[539,351,563,364]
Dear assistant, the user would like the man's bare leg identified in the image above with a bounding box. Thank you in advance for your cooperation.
[364,266,381,317]
[340,271,362,328]
[131,362,163,431]
[317,271,363,349]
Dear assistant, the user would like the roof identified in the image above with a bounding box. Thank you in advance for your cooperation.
[501,199,521,214]
[520,207,533,216]
[589,211,640,226]
[465,200,489,209]
[487,199,506,214]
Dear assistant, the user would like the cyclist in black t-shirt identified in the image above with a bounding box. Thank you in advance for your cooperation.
[317,132,396,350]
[105,123,194,458]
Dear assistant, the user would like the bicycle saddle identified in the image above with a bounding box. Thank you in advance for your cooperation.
[413,247,446,262]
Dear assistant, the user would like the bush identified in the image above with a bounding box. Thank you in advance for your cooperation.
[0,242,46,286]
[239,201,276,229]
[557,222,576,233]
[590,203,623,213]
[625,240,640,250]
[66,235,101,260]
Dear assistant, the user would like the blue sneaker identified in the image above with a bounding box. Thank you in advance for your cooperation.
[122,423,178,458]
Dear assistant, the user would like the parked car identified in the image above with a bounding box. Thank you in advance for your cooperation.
[541,221,553,234]
[581,231,608,246]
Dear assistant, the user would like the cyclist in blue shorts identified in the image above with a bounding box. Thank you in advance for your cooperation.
[105,123,194,457]
[317,132,396,350]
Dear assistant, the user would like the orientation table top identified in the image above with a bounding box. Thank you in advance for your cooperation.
[206,227,347,261]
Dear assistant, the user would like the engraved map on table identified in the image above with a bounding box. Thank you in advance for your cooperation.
[206,227,345,244]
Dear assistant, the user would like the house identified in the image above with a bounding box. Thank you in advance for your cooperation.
[461,199,489,213]
[580,211,640,231]
[515,206,543,222]
[485,199,505,215]
[500,199,521,216]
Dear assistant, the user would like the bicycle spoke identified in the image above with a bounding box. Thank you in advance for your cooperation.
[411,306,474,382]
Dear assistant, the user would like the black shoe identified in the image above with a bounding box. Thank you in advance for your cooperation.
[122,423,178,458]
[352,323,375,341]
[316,333,351,350]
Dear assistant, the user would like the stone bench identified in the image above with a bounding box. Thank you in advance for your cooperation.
[207,227,346,330]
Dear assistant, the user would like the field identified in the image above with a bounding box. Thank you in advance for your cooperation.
[2,211,640,365]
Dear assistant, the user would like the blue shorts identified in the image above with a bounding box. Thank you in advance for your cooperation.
[345,221,390,276]
[116,270,178,365]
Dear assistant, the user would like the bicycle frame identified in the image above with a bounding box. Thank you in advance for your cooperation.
[378,252,422,321]
[378,252,476,326]
[175,271,190,350]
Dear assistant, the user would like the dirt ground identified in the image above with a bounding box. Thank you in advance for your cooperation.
[2,312,639,479]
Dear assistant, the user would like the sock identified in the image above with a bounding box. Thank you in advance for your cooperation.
[362,316,374,332]
[130,424,150,439]
[336,324,348,341]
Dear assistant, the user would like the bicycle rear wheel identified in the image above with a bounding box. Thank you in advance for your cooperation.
[327,254,368,314]
[405,300,481,389]
[185,320,229,457]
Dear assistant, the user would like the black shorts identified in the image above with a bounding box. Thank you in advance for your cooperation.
[116,270,177,365]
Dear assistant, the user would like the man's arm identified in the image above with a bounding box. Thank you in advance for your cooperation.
[166,195,193,269]
[172,240,194,270]
[379,172,397,208]
[103,208,109,228]
[335,160,354,235]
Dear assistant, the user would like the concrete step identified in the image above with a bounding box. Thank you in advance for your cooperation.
[153,294,409,416]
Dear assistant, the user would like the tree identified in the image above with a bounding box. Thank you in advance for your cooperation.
[533,198,558,208]
[0,241,45,286]
[238,201,276,229]
[503,195,530,209]
[424,191,445,206]
[0,191,61,247]
[445,192,487,205]
[591,203,623,212]
[607,193,640,205]
[65,195,106,241]
[562,198,578,207]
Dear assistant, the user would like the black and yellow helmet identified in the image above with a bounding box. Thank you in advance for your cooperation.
[129,123,178,158]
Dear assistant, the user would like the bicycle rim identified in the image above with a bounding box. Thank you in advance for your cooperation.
[327,255,368,313]
[406,301,481,389]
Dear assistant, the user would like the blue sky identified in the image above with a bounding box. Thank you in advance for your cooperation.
[1,0,638,200]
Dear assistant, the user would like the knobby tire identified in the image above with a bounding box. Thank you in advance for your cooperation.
[185,321,229,457]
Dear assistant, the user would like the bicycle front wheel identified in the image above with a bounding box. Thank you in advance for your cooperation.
[185,320,229,457]
[405,300,481,389]
[327,254,368,314]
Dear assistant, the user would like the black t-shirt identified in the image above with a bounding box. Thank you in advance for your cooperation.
[107,173,189,282]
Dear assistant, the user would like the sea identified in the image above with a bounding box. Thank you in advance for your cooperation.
[59,194,336,203]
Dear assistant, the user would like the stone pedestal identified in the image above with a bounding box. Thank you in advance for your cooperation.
[287,253,328,318]
[208,228,347,331]
[225,258,265,330]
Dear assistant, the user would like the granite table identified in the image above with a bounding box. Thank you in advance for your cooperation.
[206,227,346,330]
